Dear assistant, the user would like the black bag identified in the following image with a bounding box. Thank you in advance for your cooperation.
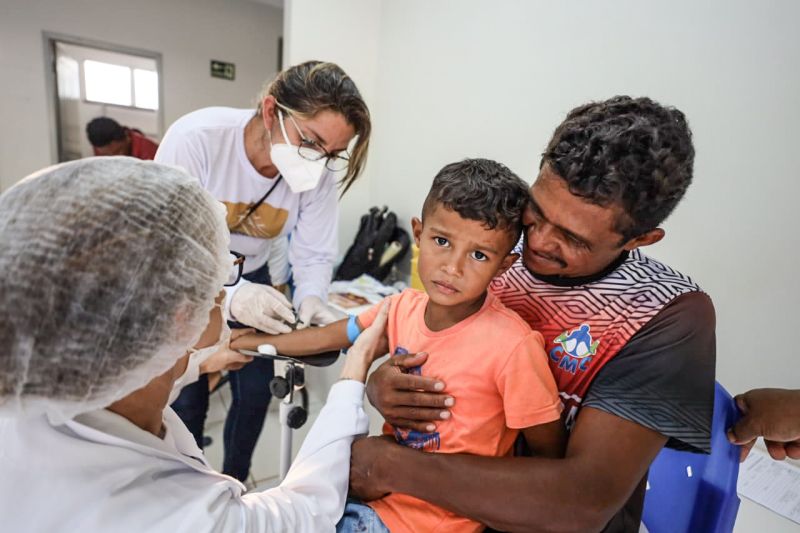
[335,206,411,282]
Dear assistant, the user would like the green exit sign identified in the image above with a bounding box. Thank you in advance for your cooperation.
[211,60,235,81]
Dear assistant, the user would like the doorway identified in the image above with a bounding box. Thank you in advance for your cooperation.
[44,34,163,162]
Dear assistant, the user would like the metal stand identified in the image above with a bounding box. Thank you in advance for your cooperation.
[270,360,308,479]
[240,344,340,482]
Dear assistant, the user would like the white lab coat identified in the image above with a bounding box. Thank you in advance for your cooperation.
[0,380,367,532]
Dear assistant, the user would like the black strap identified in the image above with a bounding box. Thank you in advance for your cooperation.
[230,175,282,231]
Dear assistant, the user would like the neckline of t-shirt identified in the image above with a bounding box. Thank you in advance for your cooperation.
[416,291,496,338]
[236,109,282,188]
[529,250,631,288]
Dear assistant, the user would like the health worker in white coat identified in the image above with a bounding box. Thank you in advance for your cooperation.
[0,158,388,532]
[156,60,372,482]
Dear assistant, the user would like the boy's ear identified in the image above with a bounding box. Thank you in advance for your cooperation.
[495,253,519,277]
[411,217,423,246]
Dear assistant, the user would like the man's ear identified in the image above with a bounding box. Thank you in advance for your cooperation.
[496,253,519,277]
[622,228,665,251]
[261,95,277,134]
[411,217,423,246]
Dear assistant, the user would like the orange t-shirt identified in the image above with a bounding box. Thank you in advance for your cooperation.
[358,289,562,533]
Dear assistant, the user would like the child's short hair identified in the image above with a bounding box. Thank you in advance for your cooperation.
[422,158,530,242]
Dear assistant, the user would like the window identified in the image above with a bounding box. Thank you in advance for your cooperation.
[133,69,158,110]
[83,60,159,110]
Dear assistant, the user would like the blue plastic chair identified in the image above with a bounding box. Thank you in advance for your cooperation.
[642,382,741,533]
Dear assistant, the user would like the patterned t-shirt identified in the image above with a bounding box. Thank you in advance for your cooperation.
[490,247,715,532]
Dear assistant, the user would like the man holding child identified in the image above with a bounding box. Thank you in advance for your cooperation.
[351,96,715,532]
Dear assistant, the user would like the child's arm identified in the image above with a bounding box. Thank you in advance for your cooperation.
[229,317,351,356]
[500,331,567,458]
[521,419,568,458]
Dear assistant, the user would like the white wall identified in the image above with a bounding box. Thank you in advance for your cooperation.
[286,1,800,527]
[282,0,384,409]
[283,0,383,258]
[0,0,282,190]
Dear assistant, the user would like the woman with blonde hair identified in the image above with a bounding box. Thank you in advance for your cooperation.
[156,61,371,481]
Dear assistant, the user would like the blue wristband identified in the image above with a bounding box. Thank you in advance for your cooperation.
[346,315,362,344]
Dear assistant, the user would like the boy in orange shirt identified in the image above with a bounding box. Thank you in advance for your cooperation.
[232,158,565,532]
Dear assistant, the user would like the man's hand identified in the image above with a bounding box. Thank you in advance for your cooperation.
[728,388,800,462]
[349,436,398,501]
[366,353,453,432]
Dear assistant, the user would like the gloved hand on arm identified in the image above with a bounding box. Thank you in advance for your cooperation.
[297,295,346,328]
[230,282,296,334]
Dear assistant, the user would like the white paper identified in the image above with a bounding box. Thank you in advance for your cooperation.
[737,447,800,524]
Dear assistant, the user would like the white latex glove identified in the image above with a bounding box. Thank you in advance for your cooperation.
[230,283,296,334]
[297,295,346,328]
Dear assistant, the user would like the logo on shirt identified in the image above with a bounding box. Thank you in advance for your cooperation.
[392,346,441,451]
[549,324,599,375]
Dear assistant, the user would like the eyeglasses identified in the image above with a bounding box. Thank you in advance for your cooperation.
[225,251,245,286]
[276,103,351,173]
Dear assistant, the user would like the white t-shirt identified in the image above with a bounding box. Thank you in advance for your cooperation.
[155,107,338,307]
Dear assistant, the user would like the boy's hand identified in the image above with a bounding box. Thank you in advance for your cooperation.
[229,329,273,351]
[366,353,454,433]
[199,348,253,374]
[200,328,256,374]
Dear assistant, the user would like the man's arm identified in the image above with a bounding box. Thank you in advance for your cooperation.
[350,407,666,532]
[522,419,567,459]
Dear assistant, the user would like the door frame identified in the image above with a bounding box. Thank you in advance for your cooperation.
[42,32,164,163]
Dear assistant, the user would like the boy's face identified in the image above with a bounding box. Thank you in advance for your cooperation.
[412,205,518,310]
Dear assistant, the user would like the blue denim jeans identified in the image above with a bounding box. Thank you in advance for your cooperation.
[171,262,275,482]
[336,500,390,533]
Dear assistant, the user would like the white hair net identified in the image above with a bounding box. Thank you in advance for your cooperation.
[0,157,229,422]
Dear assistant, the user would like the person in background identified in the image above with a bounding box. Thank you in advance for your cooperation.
[728,388,800,461]
[156,60,372,482]
[0,157,389,532]
[86,116,159,159]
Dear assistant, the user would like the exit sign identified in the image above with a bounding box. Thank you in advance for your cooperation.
[211,60,235,81]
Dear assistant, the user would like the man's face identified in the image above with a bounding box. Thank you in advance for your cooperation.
[521,166,632,278]
[93,136,130,156]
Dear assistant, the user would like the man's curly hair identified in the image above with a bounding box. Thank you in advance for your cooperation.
[542,96,695,241]
[423,158,529,246]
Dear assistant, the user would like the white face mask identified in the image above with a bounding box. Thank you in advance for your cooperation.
[169,314,231,404]
[269,109,327,193]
